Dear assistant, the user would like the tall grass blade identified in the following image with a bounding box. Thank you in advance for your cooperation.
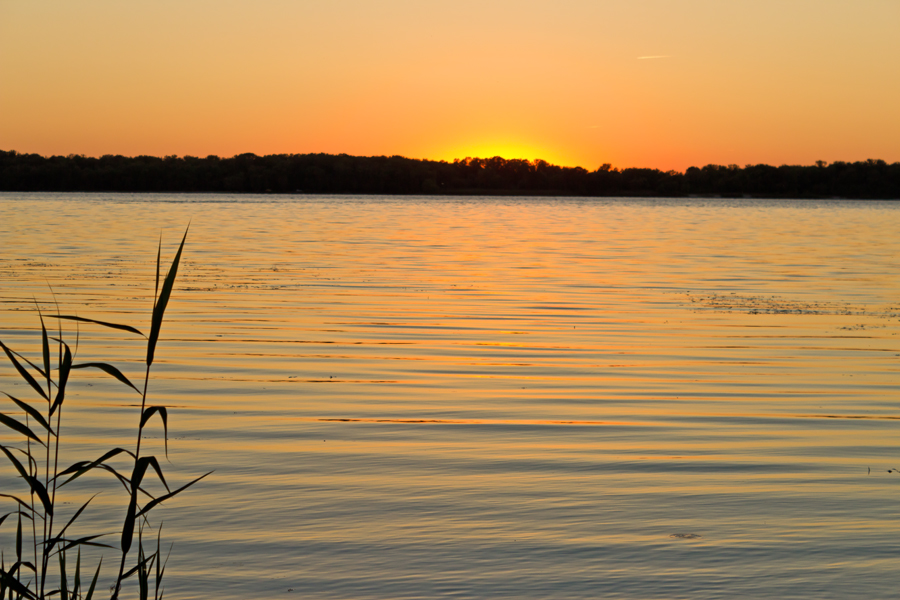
[136,456,170,493]
[15,515,22,564]
[49,344,72,417]
[16,560,36,573]
[72,548,81,598]
[49,316,144,337]
[57,448,135,487]
[84,559,101,600]
[58,551,68,600]
[38,310,49,397]
[1,446,52,515]
[0,343,49,402]
[25,477,53,517]
[3,346,48,381]
[58,535,113,553]
[73,548,81,599]
[121,455,169,557]
[155,238,161,303]
[121,494,138,555]
[0,446,31,480]
[120,552,156,582]
[70,363,140,394]
[137,536,149,600]
[79,463,135,494]
[155,527,169,600]
[0,414,44,446]
[52,497,96,543]
[140,407,168,456]
[136,471,211,518]
[146,228,188,367]
[0,494,34,514]
[3,394,52,434]
[0,569,38,600]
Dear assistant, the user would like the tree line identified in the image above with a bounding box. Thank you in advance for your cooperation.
[1,150,898,198]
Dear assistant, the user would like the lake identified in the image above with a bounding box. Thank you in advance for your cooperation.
[1,193,899,599]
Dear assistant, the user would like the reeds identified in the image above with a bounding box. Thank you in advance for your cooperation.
[0,229,209,599]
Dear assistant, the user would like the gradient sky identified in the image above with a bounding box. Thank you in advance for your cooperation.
[2,0,898,170]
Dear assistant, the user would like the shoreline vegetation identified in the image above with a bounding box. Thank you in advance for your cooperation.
[1,150,899,199]
[1,230,207,600]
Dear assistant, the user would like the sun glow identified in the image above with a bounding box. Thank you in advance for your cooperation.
[2,2,898,170]
[433,138,575,167]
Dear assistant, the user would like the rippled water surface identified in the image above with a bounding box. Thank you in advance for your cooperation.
[1,193,899,599]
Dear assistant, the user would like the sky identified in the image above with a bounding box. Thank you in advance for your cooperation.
[1,0,898,171]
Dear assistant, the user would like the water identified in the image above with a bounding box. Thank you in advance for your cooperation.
[1,193,899,599]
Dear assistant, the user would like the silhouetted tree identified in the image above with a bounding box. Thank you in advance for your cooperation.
[1,150,898,198]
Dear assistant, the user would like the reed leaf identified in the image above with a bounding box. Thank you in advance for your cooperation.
[49,344,72,417]
[155,526,169,600]
[120,456,168,558]
[146,228,188,367]
[0,413,44,446]
[16,560,36,573]
[3,394,52,435]
[121,495,137,556]
[118,457,155,556]
[73,548,81,599]
[51,497,96,544]
[26,477,53,518]
[60,461,151,498]
[121,552,156,583]
[57,535,113,554]
[137,538,149,600]
[0,460,51,519]
[49,315,144,337]
[16,514,22,562]
[58,551,68,600]
[155,238,161,302]
[4,346,49,382]
[0,495,35,515]
[38,311,50,398]
[100,464,140,495]
[0,342,49,402]
[136,471,211,518]
[140,407,169,456]
[84,558,101,600]
[0,445,31,480]
[57,448,134,487]
[135,456,170,493]
[0,568,39,600]
[70,363,139,394]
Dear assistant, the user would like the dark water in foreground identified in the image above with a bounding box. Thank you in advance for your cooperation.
[1,193,899,599]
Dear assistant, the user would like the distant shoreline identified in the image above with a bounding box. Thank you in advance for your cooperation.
[2,150,898,199]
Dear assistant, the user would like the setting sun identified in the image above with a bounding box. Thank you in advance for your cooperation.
[433,138,575,167]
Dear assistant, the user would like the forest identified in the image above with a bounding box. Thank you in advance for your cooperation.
[1,150,898,198]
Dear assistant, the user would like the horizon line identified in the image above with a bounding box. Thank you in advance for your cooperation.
[1,148,895,173]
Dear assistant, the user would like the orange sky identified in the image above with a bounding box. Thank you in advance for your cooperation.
[1,0,898,171]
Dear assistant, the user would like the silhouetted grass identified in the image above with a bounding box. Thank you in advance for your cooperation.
[0,228,209,599]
